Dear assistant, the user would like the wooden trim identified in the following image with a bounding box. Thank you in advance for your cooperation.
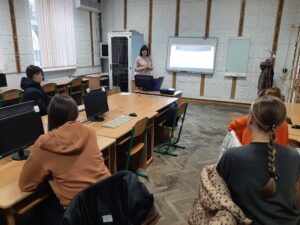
[200,74,205,96]
[272,0,285,66]
[8,0,21,73]
[124,0,127,30]
[172,0,181,89]
[89,12,94,67]
[175,0,181,36]
[230,77,237,99]
[205,0,212,38]
[148,0,153,54]
[238,0,246,37]
[230,0,246,99]
[290,39,300,102]
[181,97,251,109]
[172,72,177,89]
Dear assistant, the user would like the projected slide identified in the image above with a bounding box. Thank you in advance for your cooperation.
[169,45,215,70]
[166,37,217,74]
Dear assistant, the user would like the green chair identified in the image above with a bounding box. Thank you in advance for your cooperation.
[68,78,83,105]
[155,102,188,157]
[124,117,149,178]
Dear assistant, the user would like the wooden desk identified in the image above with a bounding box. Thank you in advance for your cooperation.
[0,135,115,225]
[285,103,300,125]
[135,90,183,98]
[42,78,89,94]
[84,74,109,91]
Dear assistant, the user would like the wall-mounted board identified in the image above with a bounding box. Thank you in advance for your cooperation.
[166,37,218,74]
[225,37,250,77]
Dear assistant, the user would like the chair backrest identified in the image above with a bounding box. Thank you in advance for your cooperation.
[42,83,57,95]
[108,86,121,96]
[170,102,188,129]
[70,78,82,87]
[60,171,154,225]
[132,117,149,139]
[0,89,21,107]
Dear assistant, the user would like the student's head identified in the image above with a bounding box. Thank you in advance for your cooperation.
[26,65,44,83]
[258,87,282,99]
[139,45,149,57]
[47,94,79,131]
[249,95,286,198]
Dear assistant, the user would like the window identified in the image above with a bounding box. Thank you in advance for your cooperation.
[29,0,76,70]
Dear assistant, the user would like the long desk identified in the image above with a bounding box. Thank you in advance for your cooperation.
[0,93,178,225]
[0,136,116,225]
[135,90,183,98]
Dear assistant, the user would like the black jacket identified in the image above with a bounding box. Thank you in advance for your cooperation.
[60,171,154,225]
[20,77,51,116]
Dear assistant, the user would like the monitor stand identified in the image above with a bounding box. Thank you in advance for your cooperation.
[89,114,104,122]
[12,149,29,161]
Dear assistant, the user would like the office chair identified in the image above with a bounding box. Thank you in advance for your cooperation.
[42,83,57,96]
[155,102,188,157]
[68,78,83,105]
[0,89,22,108]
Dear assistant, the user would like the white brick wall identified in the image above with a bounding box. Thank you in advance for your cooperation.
[0,0,101,87]
[102,0,300,103]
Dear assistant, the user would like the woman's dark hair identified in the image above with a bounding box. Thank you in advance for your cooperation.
[26,65,44,79]
[258,87,282,99]
[47,94,79,131]
[250,95,286,199]
[139,45,149,56]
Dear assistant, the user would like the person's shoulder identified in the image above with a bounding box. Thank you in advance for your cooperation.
[277,145,300,158]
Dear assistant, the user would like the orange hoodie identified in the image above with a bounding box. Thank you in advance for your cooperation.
[19,122,111,207]
[228,115,289,146]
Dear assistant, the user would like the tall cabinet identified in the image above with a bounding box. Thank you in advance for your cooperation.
[108,31,144,92]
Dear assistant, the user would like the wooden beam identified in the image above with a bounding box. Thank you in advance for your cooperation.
[8,0,20,73]
[89,12,94,67]
[124,0,127,30]
[272,0,284,66]
[290,38,300,102]
[230,0,246,99]
[148,0,153,54]
[200,0,212,96]
[172,0,181,88]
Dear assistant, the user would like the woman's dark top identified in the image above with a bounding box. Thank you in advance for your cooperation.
[217,143,300,225]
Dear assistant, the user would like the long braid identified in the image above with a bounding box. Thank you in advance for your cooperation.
[262,125,277,198]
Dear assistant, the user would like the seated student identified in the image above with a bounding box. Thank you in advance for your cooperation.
[228,87,288,145]
[21,65,51,116]
[217,95,300,225]
[19,94,111,224]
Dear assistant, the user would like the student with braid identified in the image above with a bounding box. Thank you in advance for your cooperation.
[217,95,300,225]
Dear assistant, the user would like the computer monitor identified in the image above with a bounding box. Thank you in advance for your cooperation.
[83,90,109,122]
[135,75,154,91]
[0,101,36,120]
[0,73,7,88]
[0,109,44,160]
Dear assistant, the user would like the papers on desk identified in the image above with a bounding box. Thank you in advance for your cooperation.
[120,92,131,96]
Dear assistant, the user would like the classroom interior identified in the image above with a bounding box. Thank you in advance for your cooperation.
[0,0,300,225]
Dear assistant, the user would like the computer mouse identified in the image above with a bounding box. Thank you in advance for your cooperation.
[129,113,137,117]
[291,124,300,129]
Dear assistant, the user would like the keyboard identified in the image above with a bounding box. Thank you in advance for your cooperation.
[102,115,134,128]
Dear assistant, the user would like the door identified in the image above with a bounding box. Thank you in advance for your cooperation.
[109,36,129,92]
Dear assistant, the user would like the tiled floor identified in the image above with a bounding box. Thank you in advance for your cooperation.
[142,103,247,225]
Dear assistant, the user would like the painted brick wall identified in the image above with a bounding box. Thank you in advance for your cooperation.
[0,0,101,87]
[102,0,300,103]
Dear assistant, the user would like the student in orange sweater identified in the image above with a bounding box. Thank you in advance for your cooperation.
[19,94,111,225]
[228,87,289,145]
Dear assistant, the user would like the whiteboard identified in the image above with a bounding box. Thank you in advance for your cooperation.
[225,38,250,77]
[166,37,218,74]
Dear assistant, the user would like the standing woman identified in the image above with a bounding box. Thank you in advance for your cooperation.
[217,95,300,225]
[135,45,153,75]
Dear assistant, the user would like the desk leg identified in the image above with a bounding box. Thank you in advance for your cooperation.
[5,209,16,225]
[109,144,117,174]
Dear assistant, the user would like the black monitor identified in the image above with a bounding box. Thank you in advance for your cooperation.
[83,90,109,122]
[135,75,154,91]
[0,101,36,120]
[0,73,7,88]
[0,109,44,160]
